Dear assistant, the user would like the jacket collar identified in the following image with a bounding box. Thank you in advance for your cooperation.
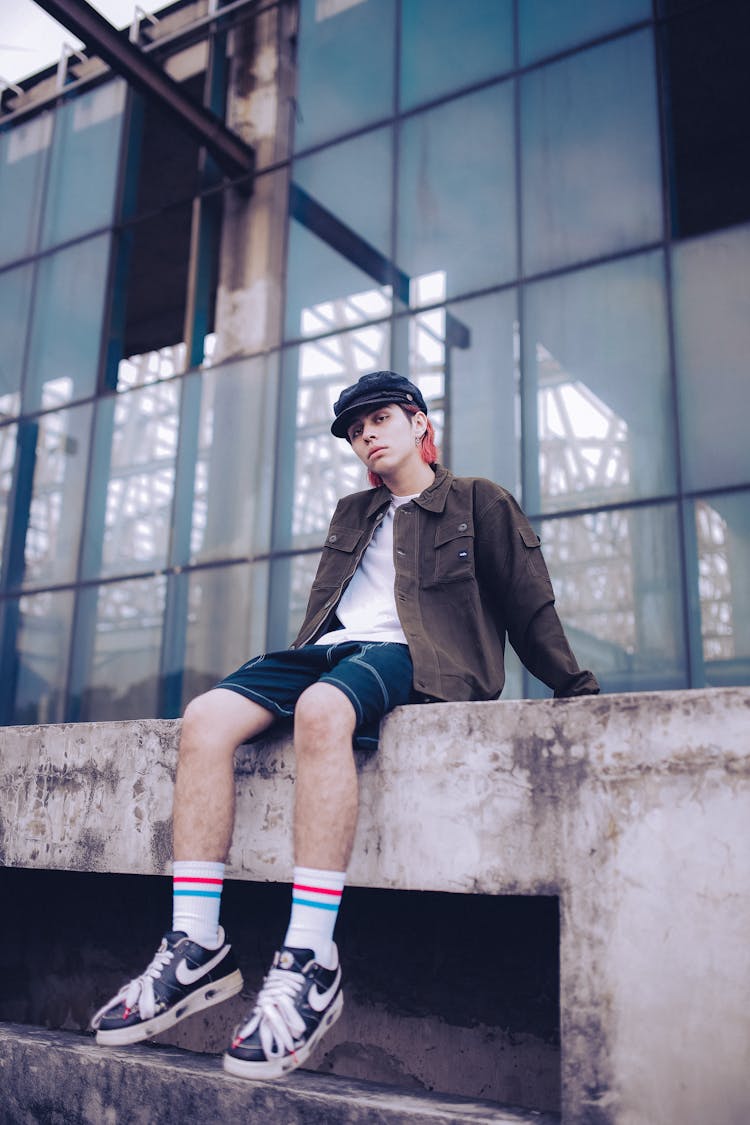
[363,464,453,518]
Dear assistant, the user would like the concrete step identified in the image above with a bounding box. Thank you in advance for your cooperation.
[0,1022,560,1125]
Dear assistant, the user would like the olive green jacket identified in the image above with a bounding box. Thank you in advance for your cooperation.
[292,466,599,702]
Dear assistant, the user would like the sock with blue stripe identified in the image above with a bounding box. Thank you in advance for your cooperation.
[172,860,225,948]
[283,865,345,969]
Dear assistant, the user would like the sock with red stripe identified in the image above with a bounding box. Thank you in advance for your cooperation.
[283,865,346,970]
[172,860,225,948]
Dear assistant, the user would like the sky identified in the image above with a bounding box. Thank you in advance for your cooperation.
[0,0,154,85]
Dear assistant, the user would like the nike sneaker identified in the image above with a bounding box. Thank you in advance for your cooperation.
[91,927,243,1046]
[223,945,343,1080]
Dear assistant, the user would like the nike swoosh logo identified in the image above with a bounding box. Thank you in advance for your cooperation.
[175,945,230,986]
[308,966,342,1013]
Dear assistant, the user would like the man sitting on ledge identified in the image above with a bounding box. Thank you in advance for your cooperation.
[91,370,599,1079]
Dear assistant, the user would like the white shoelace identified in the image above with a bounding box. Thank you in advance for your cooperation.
[91,943,174,1028]
[235,967,307,1058]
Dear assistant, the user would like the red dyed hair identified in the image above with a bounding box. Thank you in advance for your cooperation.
[367,404,438,488]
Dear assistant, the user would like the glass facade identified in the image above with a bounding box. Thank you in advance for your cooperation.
[0,0,748,724]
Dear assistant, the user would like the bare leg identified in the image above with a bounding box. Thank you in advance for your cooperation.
[173,687,275,862]
[292,682,358,871]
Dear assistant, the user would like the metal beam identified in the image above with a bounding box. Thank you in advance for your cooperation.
[34,0,255,184]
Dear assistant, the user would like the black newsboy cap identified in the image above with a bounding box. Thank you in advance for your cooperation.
[331,371,428,438]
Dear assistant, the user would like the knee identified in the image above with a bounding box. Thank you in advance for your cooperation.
[180,693,225,756]
[294,684,356,750]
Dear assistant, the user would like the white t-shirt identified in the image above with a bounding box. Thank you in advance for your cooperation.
[315,493,418,646]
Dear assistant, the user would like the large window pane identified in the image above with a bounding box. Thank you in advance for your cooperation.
[398,85,516,304]
[0,112,52,266]
[179,356,277,566]
[21,404,92,588]
[40,81,126,249]
[519,0,651,64]
[694,492,750,687]
[672,225,750,492]
[24,234,112,412]
[0,263,34,416]
[399,0,513,110]
[82,381,179,579]
[6,588,74,725]
[285,129,393,341]
[294,0,396,151]
[73,575,167,721]
[540,503,687,693]
[395,290,520,494]
[0,423,18,568]
[522,252,674,514]
[177,562,269,706]
[521,31,662,274]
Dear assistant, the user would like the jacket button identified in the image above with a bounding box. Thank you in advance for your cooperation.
[397,548,406,556]
[458,522,468,532]
[328,534,337,542]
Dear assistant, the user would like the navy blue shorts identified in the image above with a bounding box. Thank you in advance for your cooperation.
[215,641,417,750]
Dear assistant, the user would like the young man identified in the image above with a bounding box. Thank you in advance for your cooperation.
[91,370,598,1078]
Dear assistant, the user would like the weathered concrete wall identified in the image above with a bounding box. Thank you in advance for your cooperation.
[1,687,749,1124]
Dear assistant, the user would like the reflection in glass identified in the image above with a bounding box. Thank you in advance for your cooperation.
[76,575,166,721]
[523,253,673,513]
[93,381,179,577]
[294,0,396,151]
[0,262,34,416]
[281,550,324,648]
[398,85,516,303]
[521,31,662,274]
[518,0,651,64]
[24,234,112,412]
[178,562,269,707]
[22,404,92,587]
[540,504,686,692]
[185,356,276,565]
[41,81,126,249]
[9,588,74,724]
[695,493,750,686]
[0,112,52,266]
[672,224,750,491]
[0,423,18,566]
[400,0,512,110]
[286,128,393,339]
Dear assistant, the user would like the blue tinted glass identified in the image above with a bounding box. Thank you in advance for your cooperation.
[285,128,393,340]
[522,252,674,514]
[400,0,513,109]
[0,423,18,568]
[41,81,126,248]
[519,0,651,64]
[10,588,74,724]
[540,503,687,694]
[294,0,396,151]
[82,380,179,579]
[73,575,167,720]
[694,492,750,687]
[0,112,52,265]
[0,263,34,415]
[22,403,93,587]
[672,224,750,491]
[398,84,516,304]
[521,31,662,274]
[23,234,112,412]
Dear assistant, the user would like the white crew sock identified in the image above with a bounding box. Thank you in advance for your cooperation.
[172,860,225,947]
[283,865,346,969]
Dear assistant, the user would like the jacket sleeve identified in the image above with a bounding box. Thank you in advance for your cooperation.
[474,487,599,698]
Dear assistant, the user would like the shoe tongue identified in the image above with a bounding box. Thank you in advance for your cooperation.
[277,946,314,972]
[163,930,189,946]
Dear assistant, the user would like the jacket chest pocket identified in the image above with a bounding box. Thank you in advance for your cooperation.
[311,525,364,589]
[422,519,475,587]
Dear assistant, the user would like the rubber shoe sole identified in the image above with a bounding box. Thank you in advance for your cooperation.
[95,968,244,1046]
[222,989,344,1080]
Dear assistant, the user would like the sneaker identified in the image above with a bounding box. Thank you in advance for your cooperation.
[223,945,343,1080]
[91,927,243,1046]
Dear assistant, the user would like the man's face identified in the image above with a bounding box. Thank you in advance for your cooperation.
[346,404,425,477]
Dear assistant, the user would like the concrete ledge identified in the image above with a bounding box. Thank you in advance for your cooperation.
[2,687,750,1124]
[0,1023,559,1125]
